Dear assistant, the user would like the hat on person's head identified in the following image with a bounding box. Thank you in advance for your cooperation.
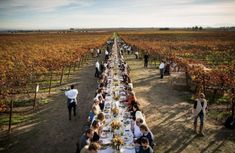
[200,93,205,98]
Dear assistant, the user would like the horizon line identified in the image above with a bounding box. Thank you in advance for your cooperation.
[1,26,235,31]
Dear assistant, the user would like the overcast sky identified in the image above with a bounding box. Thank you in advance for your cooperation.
[0,0,235,29]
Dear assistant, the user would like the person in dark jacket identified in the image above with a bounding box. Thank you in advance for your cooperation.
[77,129,94,153]
[144,54,149,68]
[136,124,154,148]
[138,137,154,153]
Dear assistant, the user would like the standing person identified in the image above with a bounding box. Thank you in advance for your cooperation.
[159,60,165,79]
[90,48,94,58]
[127,46,131,54]
[100,61,105,74]
[135,51,139,59]
[96,49,100,57]
[193,93,208,136]
[95,60,100,78]
[144,53,149,68]
[65,85,78,120]
[105,49,109,61]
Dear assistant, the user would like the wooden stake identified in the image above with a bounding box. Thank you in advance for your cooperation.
[60,67,64,85]
[33,84,39,110]
[8,100,13,133]
[49,71,53,94]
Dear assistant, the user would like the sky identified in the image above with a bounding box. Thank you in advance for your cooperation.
[0,0,235,29]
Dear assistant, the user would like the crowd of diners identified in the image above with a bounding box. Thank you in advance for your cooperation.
[77,39,154,153]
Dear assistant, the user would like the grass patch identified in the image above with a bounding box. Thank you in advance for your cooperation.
[0,114,33,125]
[180,94,194,103]
[208,109,231,122]
[38,98,51,105]
[13,99,33,107]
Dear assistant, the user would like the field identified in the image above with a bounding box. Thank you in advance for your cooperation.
[121,31,235,99]
[0,32,111,131]
[0,30,235,153]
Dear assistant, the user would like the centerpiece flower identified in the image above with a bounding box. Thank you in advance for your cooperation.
[112,107,119,117]
[110,120,121,131]
[111,134,124,150]
[113,94,120,101]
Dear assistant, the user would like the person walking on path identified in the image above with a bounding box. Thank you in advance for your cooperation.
[192,93,208,136]
[159,60,165,79]
[65,85,78,120]
[144,53,149,68]
[135,51,139,59]
[95,60,100,78]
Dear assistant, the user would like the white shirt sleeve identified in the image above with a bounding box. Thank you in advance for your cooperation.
[65,89,78,99]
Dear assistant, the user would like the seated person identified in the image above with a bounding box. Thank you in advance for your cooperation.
[90,120,101,142]
[95,88,106,100]
[80,145,88,153]
[138,137,154,153]
[123,90,137,106]
[98,96,105,111]
[78,129,94,153]
[96,112,105,127]
[136,124,154,148]
[132,118,144,139]
[92,98,101,115]
[80,142,100,153]
[87,142,100,153]
[88,106,99,124]
[128,100,140,112]
[130,104,141,121]
[135,111,145,123]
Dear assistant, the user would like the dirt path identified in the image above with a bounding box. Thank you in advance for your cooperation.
[125,55,235,153]
[1,57,100,153]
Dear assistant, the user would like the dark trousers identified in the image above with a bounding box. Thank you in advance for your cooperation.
[95,68,100,78]
[194,111,204,125]
[135,54,138,59]
[160,68,164,79]
[144,61,148,68]
[68,102,76,120]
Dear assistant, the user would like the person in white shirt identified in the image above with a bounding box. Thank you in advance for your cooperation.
[95,60,100,78]
[133,118,144,139]
[65,85,78,120]
[96,49,100,57]
[159,60,165,79]
[105,50,109,61]
[134,51,139,59]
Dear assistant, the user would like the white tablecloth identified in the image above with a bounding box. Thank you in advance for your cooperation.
[98,147,135,153]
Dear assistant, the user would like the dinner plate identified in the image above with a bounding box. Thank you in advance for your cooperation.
[100,132,110,138]
[125,144,135,149]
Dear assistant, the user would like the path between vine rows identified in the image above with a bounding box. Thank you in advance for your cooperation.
[125,55,235,153]
[1,56,99,153]
[1,51,235,153]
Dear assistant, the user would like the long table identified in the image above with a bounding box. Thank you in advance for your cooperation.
[98,38,135,153]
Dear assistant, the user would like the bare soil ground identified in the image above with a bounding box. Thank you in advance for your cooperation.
[125,55,235,153]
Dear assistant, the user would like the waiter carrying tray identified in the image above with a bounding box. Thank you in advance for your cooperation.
[65,85,78,120]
